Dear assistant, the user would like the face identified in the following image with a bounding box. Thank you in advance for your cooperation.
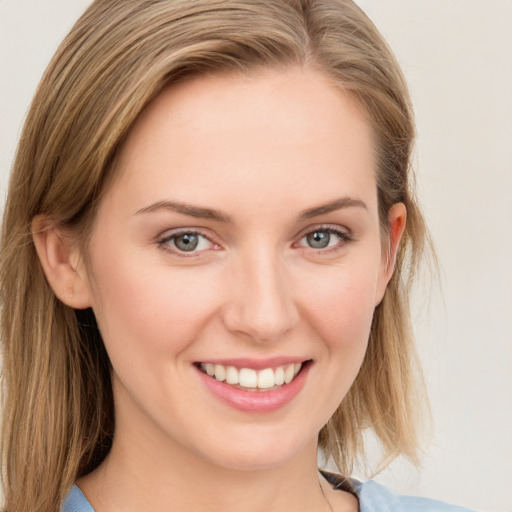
[78,67,402,471]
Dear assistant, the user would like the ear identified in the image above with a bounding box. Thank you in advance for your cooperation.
[375,202,407,304]
[32,216,93,309]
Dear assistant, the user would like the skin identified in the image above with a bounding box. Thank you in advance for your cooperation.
[34,66,405,512]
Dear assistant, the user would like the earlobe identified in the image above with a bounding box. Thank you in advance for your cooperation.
[386,202,407,274]
[376,202,407,303]
[32,216,92,309]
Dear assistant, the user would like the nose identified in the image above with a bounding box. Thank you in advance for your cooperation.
[221,248,299,344]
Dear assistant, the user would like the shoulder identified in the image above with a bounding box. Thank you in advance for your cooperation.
[353,479,479,512]
[321,471,478,512]
[62,479,479,512]
[61,485,94,512]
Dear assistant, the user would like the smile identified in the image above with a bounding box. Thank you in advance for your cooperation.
[198,362,303,390]
[194,358,312,413]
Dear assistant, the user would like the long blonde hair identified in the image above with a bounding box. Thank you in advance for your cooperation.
[1,1,427,510]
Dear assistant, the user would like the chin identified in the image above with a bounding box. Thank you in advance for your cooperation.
[192,426,317,472]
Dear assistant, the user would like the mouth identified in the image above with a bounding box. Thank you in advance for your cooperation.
[196,360,311,392]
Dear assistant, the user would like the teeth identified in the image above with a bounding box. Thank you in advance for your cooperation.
[257,368,275,389]
[200,362,304,389]
[284,364,295,384]
[225,366,239,385]
[214,364,225,382]
[239,368,258,388]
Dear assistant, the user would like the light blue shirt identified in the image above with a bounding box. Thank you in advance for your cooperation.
[61,481,478,511]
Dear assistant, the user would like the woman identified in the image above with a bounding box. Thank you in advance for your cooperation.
[0,1,477,511]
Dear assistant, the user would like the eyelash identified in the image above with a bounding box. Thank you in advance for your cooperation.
[295,225,353,254]
[157,229,218,257]
[157,225,353,257]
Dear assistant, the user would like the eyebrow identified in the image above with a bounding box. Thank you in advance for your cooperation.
[135,196,367,222]
[298,197,367,220]
[135,200,232,223]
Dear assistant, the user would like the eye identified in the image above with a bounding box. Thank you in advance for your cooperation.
[159,230,216,254]
[297,227,352,251]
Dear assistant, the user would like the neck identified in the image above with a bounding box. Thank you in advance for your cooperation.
[78,438,329,512]
[76,380,354,512]
[77,395,331,512]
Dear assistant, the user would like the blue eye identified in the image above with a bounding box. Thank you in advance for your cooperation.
[299,228,351,250]
[173,233,200,251]
[160,231,214,253]
[306,231,331,249]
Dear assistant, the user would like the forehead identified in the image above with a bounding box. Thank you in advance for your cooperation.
[109,66,377,217]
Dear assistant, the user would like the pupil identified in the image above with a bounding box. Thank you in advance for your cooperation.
[175,233,199,251]
[307,231,330,249]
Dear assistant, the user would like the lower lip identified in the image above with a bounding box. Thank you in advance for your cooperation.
[195,363,310,413]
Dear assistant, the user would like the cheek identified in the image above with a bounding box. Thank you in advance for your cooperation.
[87,249,223,362]
[298,263,379,350]
[293,264,379,422]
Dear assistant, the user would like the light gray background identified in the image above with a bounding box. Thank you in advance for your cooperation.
[1,1,511,511]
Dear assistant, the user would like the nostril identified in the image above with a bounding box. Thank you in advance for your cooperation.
[221,299,299,343]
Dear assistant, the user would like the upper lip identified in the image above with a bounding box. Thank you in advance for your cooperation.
[194,357,311,370]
